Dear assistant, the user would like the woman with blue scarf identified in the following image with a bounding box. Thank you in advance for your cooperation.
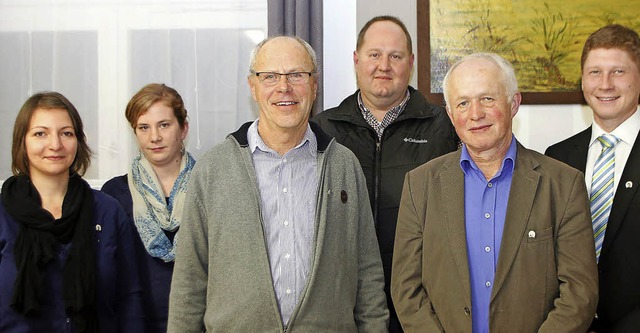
[102,83,195,333]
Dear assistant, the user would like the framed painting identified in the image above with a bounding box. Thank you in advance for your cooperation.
[418,0,640,105]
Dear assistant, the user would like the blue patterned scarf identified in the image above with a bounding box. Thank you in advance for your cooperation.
[128,152,195,262]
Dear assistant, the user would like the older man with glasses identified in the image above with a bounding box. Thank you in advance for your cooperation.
[167,36,389,333]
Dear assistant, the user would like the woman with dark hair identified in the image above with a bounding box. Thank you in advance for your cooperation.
[0,92,144,332]
[101,83,194,332]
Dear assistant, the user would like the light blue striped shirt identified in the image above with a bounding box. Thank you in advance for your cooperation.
[247,120,318,326]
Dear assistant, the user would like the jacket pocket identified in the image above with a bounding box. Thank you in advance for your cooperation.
[525,226,553,243]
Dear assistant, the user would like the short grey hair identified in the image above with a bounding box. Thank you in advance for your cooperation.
[248,36,318,74]
[442,52,519,108]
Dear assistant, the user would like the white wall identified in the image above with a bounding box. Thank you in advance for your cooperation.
[323,0,357,110]
[324,0,593,153]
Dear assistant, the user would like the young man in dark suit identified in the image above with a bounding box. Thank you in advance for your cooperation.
[546,24,640,332]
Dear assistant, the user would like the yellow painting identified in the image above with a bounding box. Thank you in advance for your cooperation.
[421,0,640,103]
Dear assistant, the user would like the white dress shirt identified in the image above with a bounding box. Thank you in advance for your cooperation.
[585,107,640,196]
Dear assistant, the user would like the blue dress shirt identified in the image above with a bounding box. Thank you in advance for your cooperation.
[460,137,517,333]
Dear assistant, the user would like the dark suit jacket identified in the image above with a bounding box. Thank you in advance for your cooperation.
[392,143,598,333]
[546,127,640,332]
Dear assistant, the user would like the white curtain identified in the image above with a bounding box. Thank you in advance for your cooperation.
[0,0,267,186]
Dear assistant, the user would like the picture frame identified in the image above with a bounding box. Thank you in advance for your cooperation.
[417,0,640,105]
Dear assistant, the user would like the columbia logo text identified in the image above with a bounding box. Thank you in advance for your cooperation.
[403,138,428,144]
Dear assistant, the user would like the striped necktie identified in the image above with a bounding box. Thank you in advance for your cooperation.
[590,134,620,262]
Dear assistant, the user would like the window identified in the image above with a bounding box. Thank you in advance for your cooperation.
[0,0,267,187]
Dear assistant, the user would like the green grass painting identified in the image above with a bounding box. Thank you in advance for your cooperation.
[428,0,640,93]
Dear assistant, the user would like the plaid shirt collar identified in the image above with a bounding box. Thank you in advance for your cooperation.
[357,89,410,139]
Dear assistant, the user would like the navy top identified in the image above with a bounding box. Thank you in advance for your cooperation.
[101,175,175,333]
[0,190,144,333]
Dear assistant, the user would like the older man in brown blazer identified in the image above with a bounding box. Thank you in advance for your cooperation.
[391,53,598,333]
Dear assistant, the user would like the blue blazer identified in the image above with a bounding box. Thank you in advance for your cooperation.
[0,190,144,332]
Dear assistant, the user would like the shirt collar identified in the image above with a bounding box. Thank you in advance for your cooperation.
[247,119,317,158]
[459,136,517,178]
[589,107,640,148]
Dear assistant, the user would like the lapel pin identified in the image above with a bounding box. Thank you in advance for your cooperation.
[625,181,633,189]
[341,190,348,203]
[528,230,536,238]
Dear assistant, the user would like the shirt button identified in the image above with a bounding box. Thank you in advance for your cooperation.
[484,246,491,253]
[282,187,287,193]
[464,307,471,315]
[487,182,493,188]
[485,281,492,287]
[484,213,491,219]
[284,220,289,226]
[66,317,71,323]
[285,289,291,294]
[283,158,288,163]
[285,253,290,259]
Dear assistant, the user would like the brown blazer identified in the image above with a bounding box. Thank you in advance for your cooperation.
[391,142,598,333]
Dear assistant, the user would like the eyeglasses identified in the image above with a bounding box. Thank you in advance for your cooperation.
[253,71,314,86]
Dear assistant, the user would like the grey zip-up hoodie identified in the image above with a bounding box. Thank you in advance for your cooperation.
[168,121,389,333]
